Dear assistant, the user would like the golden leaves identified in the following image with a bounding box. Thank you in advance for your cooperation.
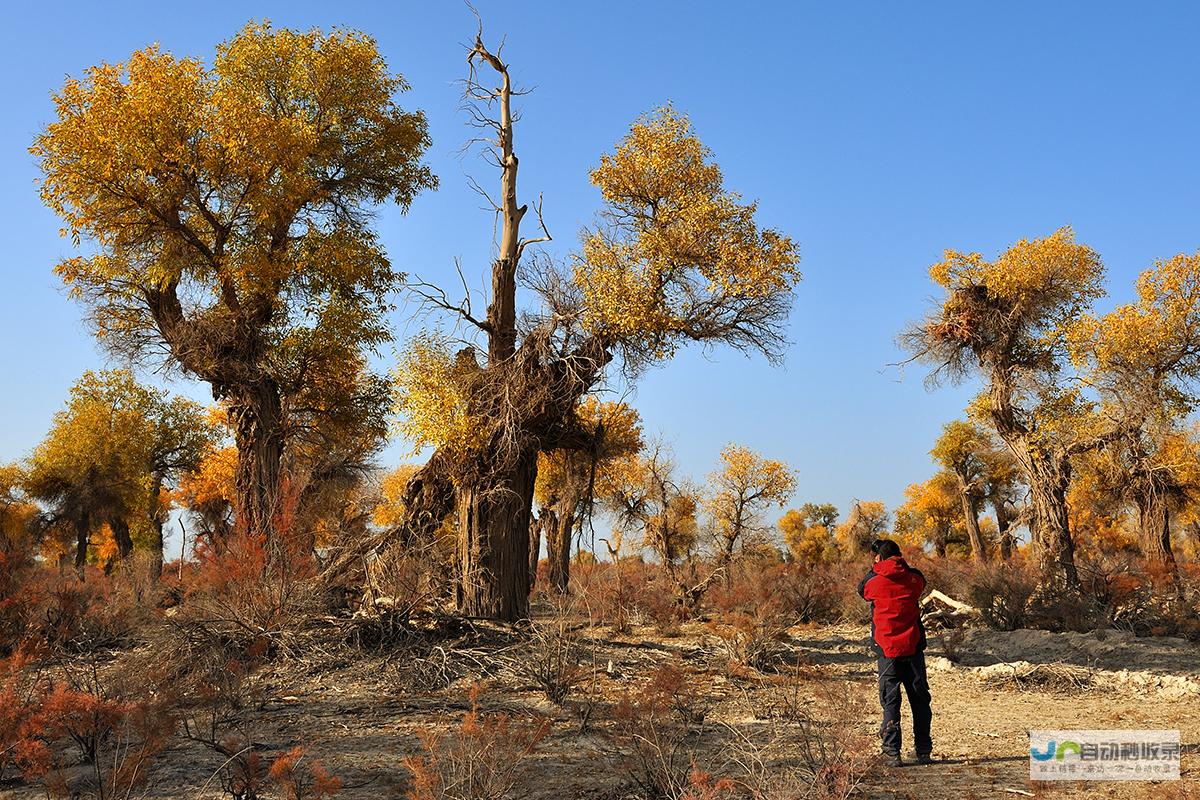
[535,398,644,507]
[391,334,484,456]
[32,20,433,369]
[930,227,1104,309]
[1075,251,1200,412]
[574,106,800,360]
[705,444,796,552]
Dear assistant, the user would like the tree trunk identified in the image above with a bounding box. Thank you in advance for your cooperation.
[227,380,285,542]
[993,499,1013,560]
[74,512,90,570]
[1135,491,1175,567]
[456,450,538,621]
[1027,454,1078,589]
[528,510,545,592]
[150,475,166,576]
[985,367,1078,587]
[546,506,574,595]
[109,515,134,559]
[957,482,989,562]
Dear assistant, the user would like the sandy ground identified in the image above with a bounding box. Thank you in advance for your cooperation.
[2,615,1197,800]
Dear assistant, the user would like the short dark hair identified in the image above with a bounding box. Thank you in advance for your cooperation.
[870,538,901,559]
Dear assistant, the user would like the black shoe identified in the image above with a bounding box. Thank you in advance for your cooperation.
[882,751,903,767]
[915,752,934,765]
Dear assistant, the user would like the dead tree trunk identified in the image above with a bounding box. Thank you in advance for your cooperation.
[456,450,538,620]
[451,31,553,622]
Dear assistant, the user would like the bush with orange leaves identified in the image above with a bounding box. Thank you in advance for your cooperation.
[1,659,176,800]
[268,747,342,800]
[403,684,550,800]
[609,662,715,799]
[176,526,322,660]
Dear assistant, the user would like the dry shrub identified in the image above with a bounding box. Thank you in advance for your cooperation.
[176,529,322,659]
[735,681,878,800]
[711,563,860,628]
[269,746,343,800]
[171,618,274,800]
[517,600,590,705]
[980,662,1094,692]
[4,658,176,800]
[677,767,738,800]
[609,662,712,799]
[710,611,790,676]
[746,662,825,723]
[936,626,967,663]
[961,553,1200,638]
[965,558,1039,631]
[0,543,39,655]
[403,684,550,800]
[349,538,454,651]
[0,568,147,656]
[576,560,684,635]
[0,649,44,781]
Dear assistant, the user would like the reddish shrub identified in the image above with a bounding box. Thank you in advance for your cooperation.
[269,746,342,800]
[402,684,550,800]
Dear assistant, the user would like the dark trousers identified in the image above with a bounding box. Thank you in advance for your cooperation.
[877,653,933,755]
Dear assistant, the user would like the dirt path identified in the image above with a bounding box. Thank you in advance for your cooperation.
[797,624,1200,798]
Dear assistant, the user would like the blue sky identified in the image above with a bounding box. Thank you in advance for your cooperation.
[2,1,1198,527]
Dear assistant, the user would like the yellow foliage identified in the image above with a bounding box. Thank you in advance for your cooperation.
[372,463,422,529]
[1074,251,1200,412]
[835,500,889,556]
[779,510,837,566]
[176,446,238,512]
[392,334,484,456]
[33,22,432,314]
[705,444,795,554]
[575,106,800,359]
[930,227,1104,313]
[0,463,38,554]
[25,370,217,560]
[536,398,643,506]
[895,474,962,555]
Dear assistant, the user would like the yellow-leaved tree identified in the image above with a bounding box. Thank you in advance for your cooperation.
[704,445,795,574]
[388,25,800,621]
[835,500,890,558]
[1070,252,1200,568]
[0,464,38,558]
[894,472,967,557]
[533,398,643,594]
[778,503,839,566]
[32,22,436,543]
[24,370,216,571]
[930,420,996,561]
[903,228,1112,588]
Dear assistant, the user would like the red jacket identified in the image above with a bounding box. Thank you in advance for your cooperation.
[858,557,927,658]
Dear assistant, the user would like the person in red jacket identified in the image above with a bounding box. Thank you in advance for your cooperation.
[858,538,933,766]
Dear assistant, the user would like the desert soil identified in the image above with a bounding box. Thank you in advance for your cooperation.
[2,614,1197,800]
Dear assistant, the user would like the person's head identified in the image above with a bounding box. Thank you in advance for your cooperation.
[870,538,901,562]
